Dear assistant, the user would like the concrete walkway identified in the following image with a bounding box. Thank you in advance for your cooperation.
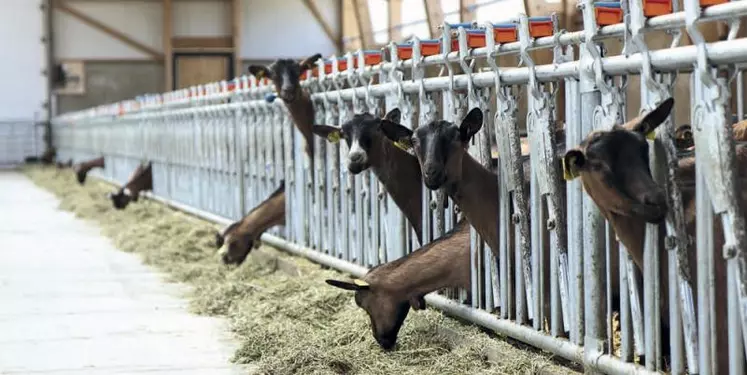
[0,172,247,375]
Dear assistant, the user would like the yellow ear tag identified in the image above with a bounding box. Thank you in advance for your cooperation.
[646,130,656,141]
[352,279,370,287]
[255,71,265,79]
[561,156,578,181]
[327,131,341,144]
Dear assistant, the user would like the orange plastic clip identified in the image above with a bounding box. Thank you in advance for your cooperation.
[594,2,623,26]
[642,0,672,16]
[493,23,518,43]
[529,17,553,38]
[700,0,728,6]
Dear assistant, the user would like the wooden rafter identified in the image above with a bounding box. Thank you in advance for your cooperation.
[301,0,342,52]
[352,0,374,49]
[163,0,173,90]
[389,0,402,42]
[54,1,163,60]
[423,0,444,38]
[233,0,242,76]
[459,0,476,23]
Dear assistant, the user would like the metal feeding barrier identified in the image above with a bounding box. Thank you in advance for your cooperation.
[52,0,747,373]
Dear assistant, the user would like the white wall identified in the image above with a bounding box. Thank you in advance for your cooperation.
[53,0,340,61]
[241,0,339,59]
[0,0,48,121]
[54,0,163,60]
[173,0,231,37]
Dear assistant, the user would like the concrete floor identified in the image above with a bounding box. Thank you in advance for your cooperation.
[0,172,248,375]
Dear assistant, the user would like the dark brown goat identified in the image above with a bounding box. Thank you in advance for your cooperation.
[326,217,471,350]
[563,97,747,372]
[311,108,424,244]
[41,147,56,165]
[380,108,569,326]
[73,156,105,185]
[216,180,286,265]
[247,54,322,165]
[107,162,153,210]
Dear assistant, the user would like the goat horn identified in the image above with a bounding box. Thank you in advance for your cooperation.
[352,279,369,287]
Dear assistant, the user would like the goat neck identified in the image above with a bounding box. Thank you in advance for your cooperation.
[368,134,423,243]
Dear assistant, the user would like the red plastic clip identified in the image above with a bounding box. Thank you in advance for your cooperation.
[493,23,518,43]
[594,2,623,26]
[528,16,553,38]
[362,51,382,67]
[700,0,727,7]
[642,0,672,16]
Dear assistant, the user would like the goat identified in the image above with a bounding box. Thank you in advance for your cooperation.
[247,54,322,166]
[676,121,747,150]
[216,180,286,265]
[73,156,105,185]
[40,147,56,165]
[107,162,153,210]
[325,217,471,350]
[310,108,424,244]
[379,108,569,327]
[562,97,747,372]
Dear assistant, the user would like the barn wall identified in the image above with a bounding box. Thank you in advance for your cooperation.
[56,62,164,114]
[240,0,339,60]
[53,0,164,115]
[173,0,231,37]
[1,0,48,122]
[51,0,341,115]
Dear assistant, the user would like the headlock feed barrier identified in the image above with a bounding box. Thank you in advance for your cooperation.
[51,0,747,373]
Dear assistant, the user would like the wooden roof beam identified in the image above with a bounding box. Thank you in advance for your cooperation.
[54,0,163,60]
[423,0,444,38]
[301,0,342,53]
[459,0,476,23]
[389,0,402,42]
[352,0,374,49]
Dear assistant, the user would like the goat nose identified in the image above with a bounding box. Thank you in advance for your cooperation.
[349,152,364,163]
[424,166,440,179]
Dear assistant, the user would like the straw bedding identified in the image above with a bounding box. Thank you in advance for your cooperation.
[25,166,582,375]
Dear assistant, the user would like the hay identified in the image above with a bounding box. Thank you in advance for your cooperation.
[25,166,582,375]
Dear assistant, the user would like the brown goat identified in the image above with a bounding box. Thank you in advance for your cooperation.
[216,180,286,265]
[676,121,747,150]
[563,97,747,372]
[107,162,153,210]
[326,217,471,350]
[380,108,570,326]
[310,108,424,244]
[73,156,105,185]
[40,147,56,165]
[247,54,322,165]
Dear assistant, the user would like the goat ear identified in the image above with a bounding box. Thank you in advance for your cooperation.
[300,53,323,72]
[379,121,414,151]
[383,108,401,124]
[214,232,225,249]
[248,65,271,80]
[459,107,484,142]
[325,279,370,291]
[311,125,342,144]
[562,149,586,181]
[632,97,674,139]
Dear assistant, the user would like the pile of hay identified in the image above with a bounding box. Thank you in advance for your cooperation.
[25,166,581,375]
